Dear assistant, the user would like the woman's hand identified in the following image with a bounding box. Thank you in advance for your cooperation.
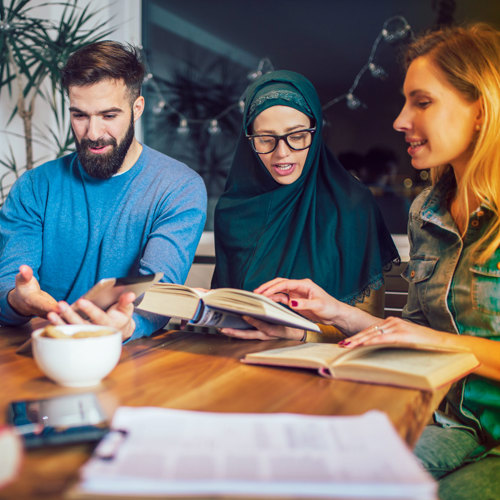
[255,278,344,324]
[255,277,376,335]
[344,316,500,381]
[340,316,451,349]
[46,292,137,341]
[220,315,304,341]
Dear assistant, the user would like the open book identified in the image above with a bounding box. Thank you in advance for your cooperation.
[243,342,479,390]
[136,283,320,332]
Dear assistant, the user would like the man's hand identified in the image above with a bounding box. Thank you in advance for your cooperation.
[47,292,137,341]
[7,265,58,317]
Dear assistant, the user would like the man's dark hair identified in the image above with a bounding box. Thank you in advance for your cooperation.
[61,40,145,101]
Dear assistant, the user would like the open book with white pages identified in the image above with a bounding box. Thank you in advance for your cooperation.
[69,407,436,500]
[136,283,320,331]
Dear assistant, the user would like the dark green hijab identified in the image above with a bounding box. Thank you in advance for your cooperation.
[212,70,399,304]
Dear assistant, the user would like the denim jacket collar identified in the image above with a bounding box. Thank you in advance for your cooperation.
[419,169,494,237]
[420,170,458,234]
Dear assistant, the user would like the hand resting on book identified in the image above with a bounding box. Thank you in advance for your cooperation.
[256,278,468,350]
[220,315,305,341]
[255,277,348,324]
[137,284,319,333]
[220,277,371,342]
[339,316,462,350]
[249,277,494,381]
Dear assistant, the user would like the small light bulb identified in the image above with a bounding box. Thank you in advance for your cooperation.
[177,118,189,134]
[247,70,262,81]
[346,93,363,110]
[382,16,411,43]
[208,119,221,135]
[152,100,165,114]
[368,62,388,80]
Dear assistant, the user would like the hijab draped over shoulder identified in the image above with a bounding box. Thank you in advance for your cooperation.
[212,70,399,304]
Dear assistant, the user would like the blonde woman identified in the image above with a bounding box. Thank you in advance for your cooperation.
[223,24,500,498]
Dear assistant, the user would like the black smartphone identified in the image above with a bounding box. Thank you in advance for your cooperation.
[6,393,109,448]
[81,272,163,310]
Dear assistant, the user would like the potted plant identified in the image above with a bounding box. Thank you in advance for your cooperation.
[0,0,113,203]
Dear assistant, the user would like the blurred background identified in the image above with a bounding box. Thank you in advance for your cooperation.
[1,0,499,233]
[140,0,500,229]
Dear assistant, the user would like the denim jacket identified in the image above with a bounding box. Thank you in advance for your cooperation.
[403,171,500,447]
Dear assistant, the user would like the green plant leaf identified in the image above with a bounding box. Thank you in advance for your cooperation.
[0,0,115,174]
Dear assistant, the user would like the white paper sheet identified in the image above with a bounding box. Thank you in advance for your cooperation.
[77,407,436,499]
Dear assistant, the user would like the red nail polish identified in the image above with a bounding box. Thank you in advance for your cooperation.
[291,300,298,307]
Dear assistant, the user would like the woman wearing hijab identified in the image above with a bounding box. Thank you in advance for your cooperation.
[212,70,399,327]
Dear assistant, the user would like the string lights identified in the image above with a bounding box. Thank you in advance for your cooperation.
[322,15,411,111]
[143,65,248,135]
[142,15,411,135]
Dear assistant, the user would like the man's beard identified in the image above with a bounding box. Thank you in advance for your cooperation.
[75,115,135,179]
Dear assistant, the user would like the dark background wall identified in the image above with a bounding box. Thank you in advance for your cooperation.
[141,0,500,228]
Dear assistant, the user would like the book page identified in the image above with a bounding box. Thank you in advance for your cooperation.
[334,348,478,389]
[248,342,474,368]
[244,342,346,368]
[191,305,252,329]
[148,283,205,298]
[77,407,436,499]
[205,288,289,315]
[204,289,320,332]
[243,343,478,389]
[137,284,203,319]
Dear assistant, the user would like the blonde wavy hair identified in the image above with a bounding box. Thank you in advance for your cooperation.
[405,23,500,263]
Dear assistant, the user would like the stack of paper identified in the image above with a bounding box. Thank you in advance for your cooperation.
[72,407,436,499]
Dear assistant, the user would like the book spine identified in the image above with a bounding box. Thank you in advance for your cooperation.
[190,304,252,330]
[318,367,334,379]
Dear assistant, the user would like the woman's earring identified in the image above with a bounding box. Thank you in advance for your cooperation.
[475,124,481,131]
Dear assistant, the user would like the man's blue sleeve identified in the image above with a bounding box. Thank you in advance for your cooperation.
[0,173,43,326]
[128,172,207,340]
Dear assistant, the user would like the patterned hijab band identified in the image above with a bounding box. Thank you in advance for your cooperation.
[246,82,313,131]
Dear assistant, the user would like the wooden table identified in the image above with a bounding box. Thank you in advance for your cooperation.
[0,323,447,500]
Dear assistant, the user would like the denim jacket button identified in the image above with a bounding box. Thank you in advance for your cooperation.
[410,270,416,278]
[471,219,479,227]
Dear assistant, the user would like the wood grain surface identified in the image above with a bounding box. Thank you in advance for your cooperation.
[0,323,447,500]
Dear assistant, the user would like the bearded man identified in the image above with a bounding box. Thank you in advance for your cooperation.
[0,41,207,341]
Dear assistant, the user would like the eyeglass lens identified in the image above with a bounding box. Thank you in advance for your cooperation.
[251,130,313,154]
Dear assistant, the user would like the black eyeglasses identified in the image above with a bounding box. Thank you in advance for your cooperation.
[246,128,316,154]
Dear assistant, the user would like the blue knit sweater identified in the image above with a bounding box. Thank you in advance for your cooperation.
[0,145,207,339]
